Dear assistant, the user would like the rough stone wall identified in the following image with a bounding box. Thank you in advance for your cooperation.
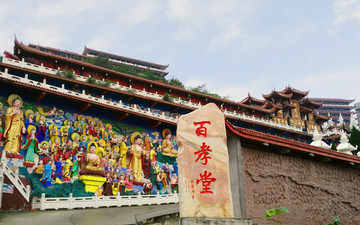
[242,147,360,225]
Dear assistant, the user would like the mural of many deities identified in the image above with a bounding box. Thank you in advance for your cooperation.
[0,94,179,197]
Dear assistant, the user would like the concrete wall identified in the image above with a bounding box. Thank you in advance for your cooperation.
[228,136,360,225]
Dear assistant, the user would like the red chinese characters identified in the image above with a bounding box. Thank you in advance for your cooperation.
[196,171,216,194]
[193,121,216,194]
[194,142,212,165]
[193,121,211,137]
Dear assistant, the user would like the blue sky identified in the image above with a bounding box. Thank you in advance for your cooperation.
[1,0,360,103]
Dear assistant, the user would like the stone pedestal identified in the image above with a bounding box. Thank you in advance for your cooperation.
[181,217,253,225]
[79,175,106,192]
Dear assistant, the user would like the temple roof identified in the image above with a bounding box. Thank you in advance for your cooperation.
[300,106,314,113]
[3,51,20,60]
[279,86,309,98]
[27,42,169,77]
[309,98,355,104]
[301,98,323,109]
[263,90,293,101]
[225,120,360,164]
[83,46,169,75]
[239,93,267,106]
[28,43,85,59]
[238,102,277,114]
[314,113,331,122]
[259,101,278,110]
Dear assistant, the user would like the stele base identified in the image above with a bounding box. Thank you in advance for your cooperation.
[79,175,106,192]
[180,217,253,225]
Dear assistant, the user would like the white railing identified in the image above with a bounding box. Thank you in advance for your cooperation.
[0,151,31,202]
[32,192,179,210]
[0,69,178,124]
[2,57,316,134]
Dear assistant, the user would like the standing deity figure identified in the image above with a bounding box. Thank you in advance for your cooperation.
[119,136,128,168]
[23,125,39,164]
[3,94,26,154]
[128,132,145,182]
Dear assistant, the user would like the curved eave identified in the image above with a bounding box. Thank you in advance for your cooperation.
[300,106,314,112]
[239,94,267,105]
[226,120,360,164]
[282,103,296,109]
[280,86,309,97]
[3,51,20,60]
[301,97,323,109]
[314,114,331,121]
[263,91,293,100]
[259,101,276,109]
[29,43,85,59]
[239,103,277,114]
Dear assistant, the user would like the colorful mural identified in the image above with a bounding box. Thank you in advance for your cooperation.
[0,94,178,197]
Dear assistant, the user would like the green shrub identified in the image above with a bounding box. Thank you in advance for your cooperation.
[87,76,97,84]
[264,206,289,224]
[163,92,173,102]
[322,217,340,225]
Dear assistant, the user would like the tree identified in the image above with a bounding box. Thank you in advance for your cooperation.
[349,126,360,155]
[168,77,185,88]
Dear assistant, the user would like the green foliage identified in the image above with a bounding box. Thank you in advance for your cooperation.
[0,56,3,62]
[322,217,340,225]
[330,142,337,150]
[56,69,76,79]
[26,173,93,197]
[349,126,360,154]
[83,52,235,102]
[87,76,97,84]
[84,54,165,82]
[156,152,176,165]
[84,54,113,69]
[98,79,111,87]
[162,92,173,102]
[264,206,289,225]
[101,119,145,137]
[140,70,157,81]
[126,88,136,93]
[168,77,185,88]
[189,84,230,100]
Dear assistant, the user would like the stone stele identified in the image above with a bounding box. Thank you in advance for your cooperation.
[177,103,234,218]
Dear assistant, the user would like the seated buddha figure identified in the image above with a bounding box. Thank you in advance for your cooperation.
[161,129,177,157]
[85,142,104,171]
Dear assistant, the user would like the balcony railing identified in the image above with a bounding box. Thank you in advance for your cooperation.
[2,57,318,134]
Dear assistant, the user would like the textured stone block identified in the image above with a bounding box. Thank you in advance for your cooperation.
[177,103,234,218]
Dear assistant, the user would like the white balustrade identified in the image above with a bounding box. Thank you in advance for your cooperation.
[31,192,179,210]
[2,57,313,133]
[0,71,177,123]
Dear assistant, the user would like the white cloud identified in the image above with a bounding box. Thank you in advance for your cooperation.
[167,0,261,49]
[333,0,360,24]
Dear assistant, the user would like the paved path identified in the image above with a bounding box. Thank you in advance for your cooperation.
[0,204,179,225]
